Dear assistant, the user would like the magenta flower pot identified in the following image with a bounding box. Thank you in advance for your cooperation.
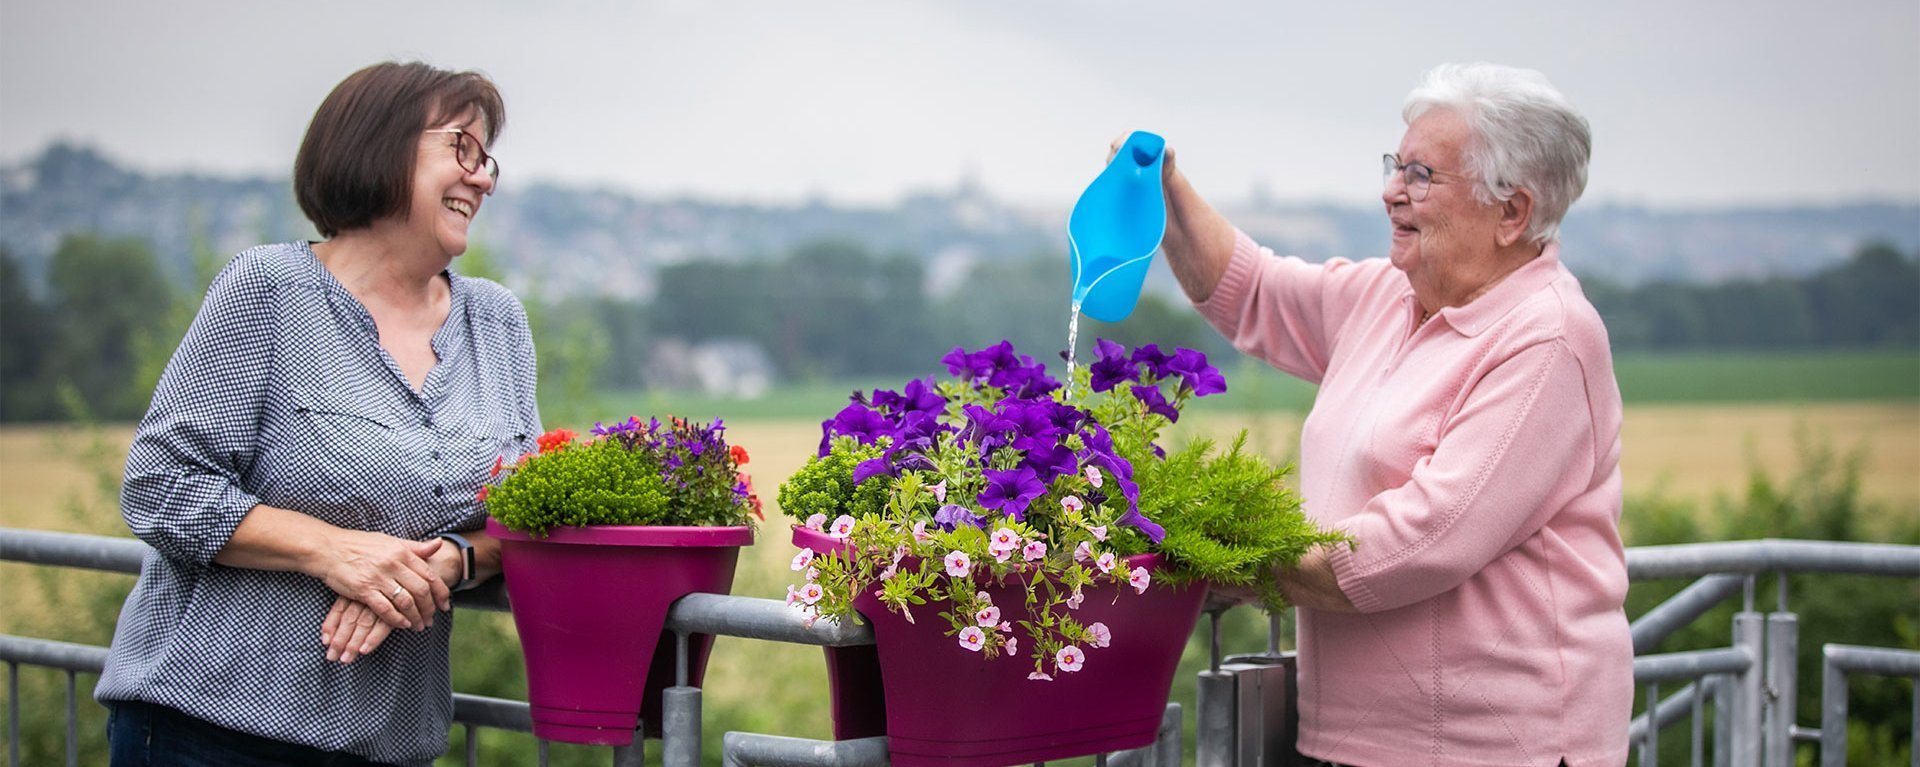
[794,526,1205,766]
[489,519,754,745]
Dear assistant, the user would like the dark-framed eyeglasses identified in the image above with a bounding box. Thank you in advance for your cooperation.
[1382,153,1467,202]
[425,128,500,189]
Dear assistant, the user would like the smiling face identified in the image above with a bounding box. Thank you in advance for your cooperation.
[407,111,496,259]
[1383,109,1507,309]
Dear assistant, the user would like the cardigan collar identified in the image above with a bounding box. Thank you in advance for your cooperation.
[1420,242,1567,338]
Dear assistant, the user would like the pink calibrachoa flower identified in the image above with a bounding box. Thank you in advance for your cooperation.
[1066,589,1085,610]
[1129,566,1152,593]
[945,551,972,577]
[805,513,828,531]
[989,527,1020,554]
[1088,621,1112,648]
[1027,671,1052,681]
[784,585,800,606]
[1022,540,1047,561]
[790,549,815,571]
[1095,552,1118,574]
[997,621,1012,633]
[993,547,1014,563]
[1056,646,1086,672]
[911,520,932,541]
[1074,541,1093,562]
[830,515,857,539]
[958,626,986,652]
[1085,466,1104,489]
[805,566,819,582]
[1061,495,1084,513]
[930,480,947,502]
[1089,525,1108,542]
[799,582,825,605]
[975,605,1001,626]
[1006,635,1018,655]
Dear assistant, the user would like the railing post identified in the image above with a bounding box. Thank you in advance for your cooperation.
[662,631,700,767]
[1731,612,1764,767]
[1194,609,1233,766]
[1764,610,1798,767]
[1819,647,1846,767]
[1715,670,1733,767]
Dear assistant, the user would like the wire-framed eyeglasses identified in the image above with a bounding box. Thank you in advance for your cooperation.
[425,128,500,189]
[1382,153,1468,202]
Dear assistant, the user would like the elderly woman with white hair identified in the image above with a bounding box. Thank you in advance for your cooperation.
[1144,63,1630,765]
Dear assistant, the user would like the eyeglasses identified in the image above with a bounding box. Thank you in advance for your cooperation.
[425,128,500,189]
[1382,153,1468,202]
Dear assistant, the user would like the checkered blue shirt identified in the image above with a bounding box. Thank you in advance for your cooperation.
[96,241,541,766]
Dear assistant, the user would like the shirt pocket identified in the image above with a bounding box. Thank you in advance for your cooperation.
[282,385,408,529]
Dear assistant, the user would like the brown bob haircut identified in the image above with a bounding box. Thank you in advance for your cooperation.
[294,61,505,238]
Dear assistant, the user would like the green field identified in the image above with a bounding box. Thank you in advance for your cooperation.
[564,349,1919,424]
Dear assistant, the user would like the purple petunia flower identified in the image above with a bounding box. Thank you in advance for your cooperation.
[821,403,897,456]
[872,377,947,417]
[1131,384,1181,423]
[934,503,987,530]
[978,466,1046,520]
[1130,344,1174,380]
[1168,348,1228,397]
[1087,339,1138,393]
[1020,441,1078,484]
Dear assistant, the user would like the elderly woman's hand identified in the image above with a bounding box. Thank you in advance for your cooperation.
[1107,133,1177,177]
[321,597,393,663]
[320,538,464,662]
[315,531,452,632]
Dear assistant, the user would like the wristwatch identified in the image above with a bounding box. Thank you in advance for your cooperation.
[435,532,476,591]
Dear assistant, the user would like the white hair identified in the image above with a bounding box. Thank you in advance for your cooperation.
[1403,63,1591,245]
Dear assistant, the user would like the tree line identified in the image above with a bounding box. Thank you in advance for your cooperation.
[2,235,1914,423]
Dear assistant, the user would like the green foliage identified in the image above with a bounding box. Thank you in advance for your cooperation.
[1139,434,1351,609]
[0,234,180,422]
[777,437,894,523]
[1587,240,1918,351]
[484,419,758,536]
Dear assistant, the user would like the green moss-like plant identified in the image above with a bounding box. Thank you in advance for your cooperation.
[486,418,759,537]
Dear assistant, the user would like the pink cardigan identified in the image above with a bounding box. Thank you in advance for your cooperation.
[1196,231,1632,766]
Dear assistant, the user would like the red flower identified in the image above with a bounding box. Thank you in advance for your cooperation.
[731,444,750,465]
[477,486,490,502]
[536,428,578,454]
[489,456,505,477]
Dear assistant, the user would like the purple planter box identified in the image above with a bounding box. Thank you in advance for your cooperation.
[489,519,754,745]
[794,525,1205,766]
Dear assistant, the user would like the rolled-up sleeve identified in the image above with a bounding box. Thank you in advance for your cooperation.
[120,260,278,566]
[1328,338,1597,612]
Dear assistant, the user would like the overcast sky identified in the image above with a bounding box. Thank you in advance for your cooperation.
[4,0,1917,209]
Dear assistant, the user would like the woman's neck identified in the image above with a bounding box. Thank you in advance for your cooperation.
[312,226,449,307]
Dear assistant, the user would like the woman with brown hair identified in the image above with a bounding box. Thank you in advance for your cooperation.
[97,61,539,766]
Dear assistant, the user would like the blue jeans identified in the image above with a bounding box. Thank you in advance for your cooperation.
[106,700,393,767]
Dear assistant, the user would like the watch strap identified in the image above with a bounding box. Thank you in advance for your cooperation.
[435,532,476,591]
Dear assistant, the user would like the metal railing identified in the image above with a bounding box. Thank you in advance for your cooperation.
[1623,539,1920,767]
[5,529,1917,766]
[0,528,1172,766]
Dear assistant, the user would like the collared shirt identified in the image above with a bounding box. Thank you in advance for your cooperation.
[1196,230,1631,767]
[97,241,540,766]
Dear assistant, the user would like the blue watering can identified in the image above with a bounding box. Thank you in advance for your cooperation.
[1068,130,1167,323]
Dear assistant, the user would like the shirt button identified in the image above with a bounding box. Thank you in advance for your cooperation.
[431,450,443,460]
[434,485,446,497]
[422,416,434,428]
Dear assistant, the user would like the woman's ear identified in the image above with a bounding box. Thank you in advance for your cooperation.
[1497,187,1535,248]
